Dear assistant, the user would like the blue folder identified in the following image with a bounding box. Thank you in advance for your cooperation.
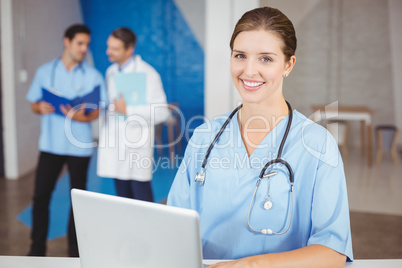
[42,85,100,116]
[71,85,101,114]
[114,72,146,106]
[41,88,71,116]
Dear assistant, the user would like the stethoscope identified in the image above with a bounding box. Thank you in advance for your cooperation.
[195,101,294,235]
[50,58,85,93]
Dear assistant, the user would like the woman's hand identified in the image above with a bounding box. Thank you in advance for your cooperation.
[207,245,346,268]
[207,257,255,268]
[208,245,346,268]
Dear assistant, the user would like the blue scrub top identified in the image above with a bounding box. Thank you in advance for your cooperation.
[26,58,107,157]
[167,109,353,261]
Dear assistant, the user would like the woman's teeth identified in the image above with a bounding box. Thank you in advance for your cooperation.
[242,80,264,87]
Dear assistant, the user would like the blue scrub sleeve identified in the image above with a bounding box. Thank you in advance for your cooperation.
[26,68,44,103]
[307,139,354,261]
[167,148,192,209]
[167,128,208,211]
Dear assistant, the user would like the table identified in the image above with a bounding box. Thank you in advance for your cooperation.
[312,105,374,166]
[1,256,401,268]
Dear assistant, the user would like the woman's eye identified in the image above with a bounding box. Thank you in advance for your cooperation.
[261,56,272,62]
[234,54,245,59]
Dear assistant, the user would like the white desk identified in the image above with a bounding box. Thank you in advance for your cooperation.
[1,256,401,268]
[0,256,80,268]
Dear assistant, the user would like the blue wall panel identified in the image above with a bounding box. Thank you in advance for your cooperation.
[80,0,204,126]
[18,1,203,240]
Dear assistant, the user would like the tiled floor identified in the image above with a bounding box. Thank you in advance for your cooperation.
[0,147,401,258]
[343,150,402,216]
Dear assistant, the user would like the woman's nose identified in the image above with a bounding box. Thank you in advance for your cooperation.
[244,60,257,77]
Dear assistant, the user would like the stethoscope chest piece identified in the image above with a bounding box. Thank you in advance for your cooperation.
[263,200,273,210]
[262,171,276,210]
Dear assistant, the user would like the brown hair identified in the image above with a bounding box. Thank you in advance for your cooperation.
[64,24,90,41]
[230,7,297,61]
[111,27,137,49]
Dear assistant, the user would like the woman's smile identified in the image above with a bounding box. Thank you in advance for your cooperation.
[240,78,265,91]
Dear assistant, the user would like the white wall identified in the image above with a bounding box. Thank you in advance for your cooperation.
[174,0,205,49]
[3,0,400,179]
[1,0,18,179]
[205,0,259,120]
[388,0,402,148]
[261,0,399,147]
[261,0,321,26]
[1,0,83,179]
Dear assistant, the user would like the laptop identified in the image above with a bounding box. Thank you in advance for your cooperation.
[71,189,204,268]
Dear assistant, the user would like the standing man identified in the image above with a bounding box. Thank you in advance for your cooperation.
[97,27,169,201]
[26,24,106,257]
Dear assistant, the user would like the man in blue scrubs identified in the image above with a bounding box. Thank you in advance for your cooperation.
[26,24,106,257]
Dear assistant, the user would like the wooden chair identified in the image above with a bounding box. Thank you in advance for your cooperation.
[154,102,182,164]
[375,125,399,165]
[327,121,349,156]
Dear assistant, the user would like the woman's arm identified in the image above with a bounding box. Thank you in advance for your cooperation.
[209,245,346,268]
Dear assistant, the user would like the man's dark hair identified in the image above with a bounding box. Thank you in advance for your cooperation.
[64,24,91,40]
[111,27,137,49]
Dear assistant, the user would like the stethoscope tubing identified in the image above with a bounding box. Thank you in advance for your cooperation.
[201,104,243,169]
[247,180,294,235]
[50,58,85,92]
[196,101,295,235]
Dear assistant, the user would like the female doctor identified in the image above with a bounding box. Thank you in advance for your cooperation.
[167,7,353,268]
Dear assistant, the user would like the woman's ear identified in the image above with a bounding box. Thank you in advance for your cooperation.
[283,55,296,77]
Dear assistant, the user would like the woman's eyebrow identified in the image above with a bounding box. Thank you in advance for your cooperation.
[259,52,277,56]
[232,49,245,53]
[232,49,278,56]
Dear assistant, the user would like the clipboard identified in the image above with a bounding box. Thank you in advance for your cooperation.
[114,72,147,106]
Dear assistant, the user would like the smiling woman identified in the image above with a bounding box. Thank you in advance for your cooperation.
[230,30,295,120]
[167,6,353,268]
[229,14,296,156]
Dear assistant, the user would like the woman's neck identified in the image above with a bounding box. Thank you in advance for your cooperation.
[239,98,289,131]
[238,98,289,156]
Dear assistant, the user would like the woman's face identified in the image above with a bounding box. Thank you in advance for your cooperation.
[230,30,294,106]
